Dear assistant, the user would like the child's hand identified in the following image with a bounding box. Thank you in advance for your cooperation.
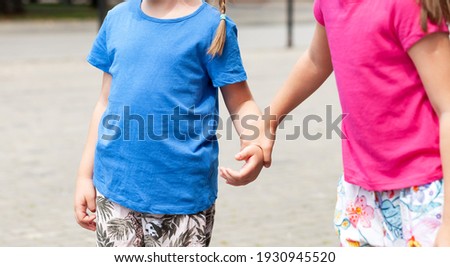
[240,119,276,168]
[259,128,275,168]
[219,144,264,186]
[74,177,97,231]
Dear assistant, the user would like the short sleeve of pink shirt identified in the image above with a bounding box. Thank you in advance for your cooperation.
[311,0,449,191]
[314,0,448,48]
[313,0,324,26]
[393,0,449,51]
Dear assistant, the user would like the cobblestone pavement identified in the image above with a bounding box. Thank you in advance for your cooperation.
[0,1,342,246]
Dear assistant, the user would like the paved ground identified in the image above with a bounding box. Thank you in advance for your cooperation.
[0,1,343,246]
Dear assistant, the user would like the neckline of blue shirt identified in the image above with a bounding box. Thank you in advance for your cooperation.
[137,0,207,23]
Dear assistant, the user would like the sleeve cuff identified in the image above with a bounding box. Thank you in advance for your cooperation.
[212,73,248,88]
[402,24,449,51]
[87,55,111,74]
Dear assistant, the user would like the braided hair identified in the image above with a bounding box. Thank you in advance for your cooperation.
[207,0,227,56]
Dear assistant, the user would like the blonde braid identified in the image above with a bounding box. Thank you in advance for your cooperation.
[207,0,227,57]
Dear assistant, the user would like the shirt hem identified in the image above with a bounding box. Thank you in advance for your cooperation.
[402,28,449,51]
[87,56,111,74]
[344,171,443,191]
[93,177,217,215]
[213,74,248,88]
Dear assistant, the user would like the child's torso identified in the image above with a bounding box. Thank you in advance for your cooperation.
[315,0,445,190]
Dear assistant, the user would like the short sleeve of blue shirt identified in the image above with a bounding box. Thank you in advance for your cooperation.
[205,21,247,88]
[87,14,112,74]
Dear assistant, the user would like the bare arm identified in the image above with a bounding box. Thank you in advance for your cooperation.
[270,23,333,130]
[220,81,262,140]
[219,81,264,186]
[263,23,333,164]
[74,72,111,231]
[219,23,333,169]
[408,32,450,246]
[77,73,111,179]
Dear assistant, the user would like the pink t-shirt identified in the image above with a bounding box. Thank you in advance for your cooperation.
[314,0,449,190]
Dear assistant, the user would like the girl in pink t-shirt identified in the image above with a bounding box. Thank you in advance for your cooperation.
[264,0,450,246]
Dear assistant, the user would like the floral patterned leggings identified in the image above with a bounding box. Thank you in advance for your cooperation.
[334,177,444,247]
[95,192,215,247]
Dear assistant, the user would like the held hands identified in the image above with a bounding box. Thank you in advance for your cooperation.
[219,144,264,186]
[74,177,97,231]
[260,119,276,168]
[219,120,276,186]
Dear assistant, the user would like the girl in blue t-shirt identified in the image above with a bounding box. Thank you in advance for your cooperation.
[74,0,264,247]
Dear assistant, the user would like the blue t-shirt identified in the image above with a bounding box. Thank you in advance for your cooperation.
[87,0,247,214]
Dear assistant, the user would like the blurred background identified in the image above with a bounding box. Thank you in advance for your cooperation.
[0,0,342,246]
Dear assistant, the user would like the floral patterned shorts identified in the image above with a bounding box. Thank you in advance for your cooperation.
[334,177,444,247]
[95,192,215,247]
